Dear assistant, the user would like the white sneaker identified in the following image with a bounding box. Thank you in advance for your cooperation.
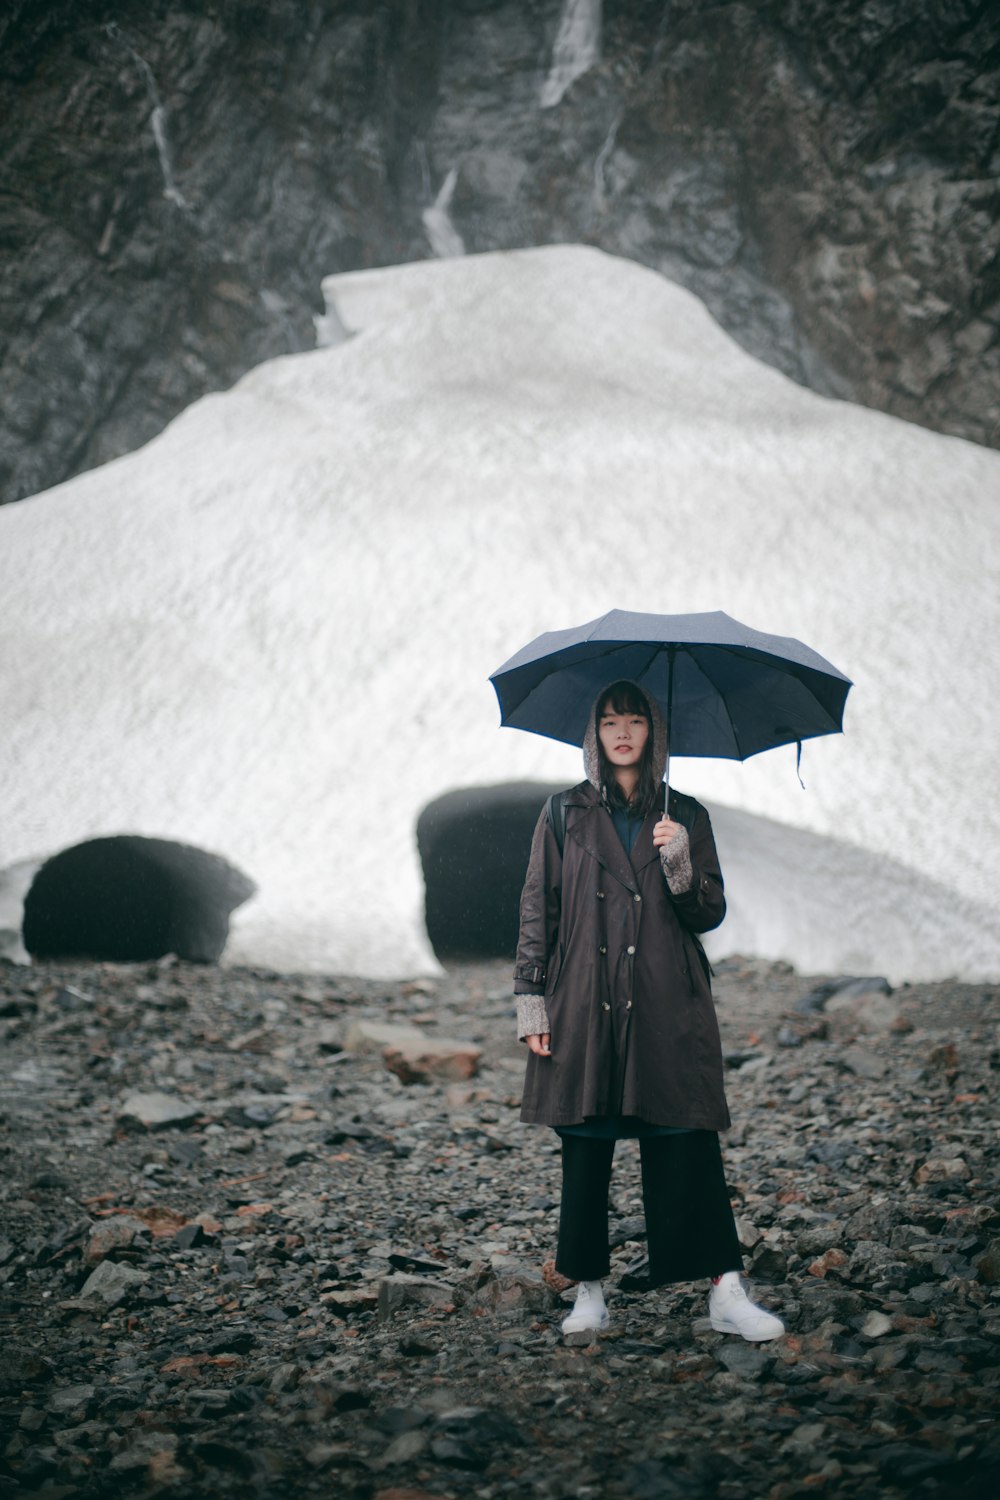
[561,1279,610,1335]
[708,1272,784,1342]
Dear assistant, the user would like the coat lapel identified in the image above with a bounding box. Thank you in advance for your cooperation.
[630,810,662,873]
[565,786,639,893]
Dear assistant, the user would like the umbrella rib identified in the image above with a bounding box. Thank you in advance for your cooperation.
[643,642,745,760]
[689,646,746,760]
[637,643,662,684]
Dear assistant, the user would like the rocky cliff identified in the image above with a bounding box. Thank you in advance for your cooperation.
[1,0,997,505]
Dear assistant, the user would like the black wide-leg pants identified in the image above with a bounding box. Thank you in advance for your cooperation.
[555,1130,743,1286]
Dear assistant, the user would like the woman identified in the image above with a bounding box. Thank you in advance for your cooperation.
[514,679,783,1341]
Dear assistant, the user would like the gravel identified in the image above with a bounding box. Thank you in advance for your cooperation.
[1,953,998,1498]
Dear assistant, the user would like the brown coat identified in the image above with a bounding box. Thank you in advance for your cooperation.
[514,779,731,1131]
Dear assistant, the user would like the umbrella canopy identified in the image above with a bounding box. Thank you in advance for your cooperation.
[489,610,851,761]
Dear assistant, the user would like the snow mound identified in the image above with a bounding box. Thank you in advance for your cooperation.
[703,803,998,984]
[1,246,998,979]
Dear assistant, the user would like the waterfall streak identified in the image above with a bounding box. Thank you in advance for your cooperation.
[422,168,465,259]
[594,111,622,204]
[107,23,189,208]
[541,0,602,109]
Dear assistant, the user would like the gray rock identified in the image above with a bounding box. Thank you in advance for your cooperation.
[429,1406,525,1469]
[782,1420,827,1450]
[380,1428,429,1465]
[377,1274,459,1319]
[794,987,831,1014]
[840,1045,887,1080]
[735,1217,762,1250]
[0,1348,56,1393]
[875,1443,956,1484]
[268,1362,302,1393]
[795,1224,844,1257]
[796,975,892,1014]
[108,1431,179,1472]
[118,1091,202,1130]
[467,1267,553,1316]
[315,1021,343,1053]
[843,1201,903,1241]
[343,1020,424,1055]
[170,1222,205,1250]
[824,979,901,1032]
[78,1260,151,1308]
[372,1405,431,1436]
[47,1384,96,1415]
[750,1242,788,1279]
[716,1343,774,1380]
[974,1239,1000,1284]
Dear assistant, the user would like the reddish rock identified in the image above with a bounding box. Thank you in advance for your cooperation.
[542,1258,574,1293]
[913,1157,971,1185]
[374,1489,442,1500]
[925,1042,959,1072]
[84,1216,145,1266]
[807,1248,848,1278]
[382,1037,481,1084]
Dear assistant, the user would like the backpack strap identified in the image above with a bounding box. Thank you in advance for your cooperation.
[544,790,568,855]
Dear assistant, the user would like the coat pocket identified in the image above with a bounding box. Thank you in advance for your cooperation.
[694,934,712,985]
[683,932,712,989]
[545,942,566,997]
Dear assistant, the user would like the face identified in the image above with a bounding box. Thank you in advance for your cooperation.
[598,704,650,769]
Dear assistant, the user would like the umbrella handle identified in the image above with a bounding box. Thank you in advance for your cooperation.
[663,646,675,813]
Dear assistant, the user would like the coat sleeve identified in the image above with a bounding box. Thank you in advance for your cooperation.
[513,806,562,995]
[665,801,726,935]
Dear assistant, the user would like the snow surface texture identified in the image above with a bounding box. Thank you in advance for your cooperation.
[701,804,999,982]
[1,247,998,981]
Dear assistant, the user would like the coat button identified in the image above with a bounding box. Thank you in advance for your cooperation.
[627,945,635,955]
[596,890,605,900]
[626,999,632,1009]
[633,893,642,903]
[602,1001,611,1011]
[599,944,607,955]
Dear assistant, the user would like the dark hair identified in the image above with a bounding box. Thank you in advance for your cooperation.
[595,681,659,817]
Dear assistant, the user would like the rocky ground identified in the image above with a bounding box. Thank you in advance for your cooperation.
[1,953,998,1499]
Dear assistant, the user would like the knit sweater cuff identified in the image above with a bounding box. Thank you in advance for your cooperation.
[660,826,694,895]
[516,994,551,1041]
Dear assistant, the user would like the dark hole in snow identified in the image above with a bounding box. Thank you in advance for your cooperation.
[417,782,563,961]
[22,836,256,963]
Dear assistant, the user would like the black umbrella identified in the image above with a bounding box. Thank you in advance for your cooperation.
[489,609,851,785]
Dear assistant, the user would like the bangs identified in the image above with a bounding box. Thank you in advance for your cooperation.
[598,680,651,720]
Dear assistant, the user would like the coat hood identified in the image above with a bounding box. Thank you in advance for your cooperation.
[582,681,668,792]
